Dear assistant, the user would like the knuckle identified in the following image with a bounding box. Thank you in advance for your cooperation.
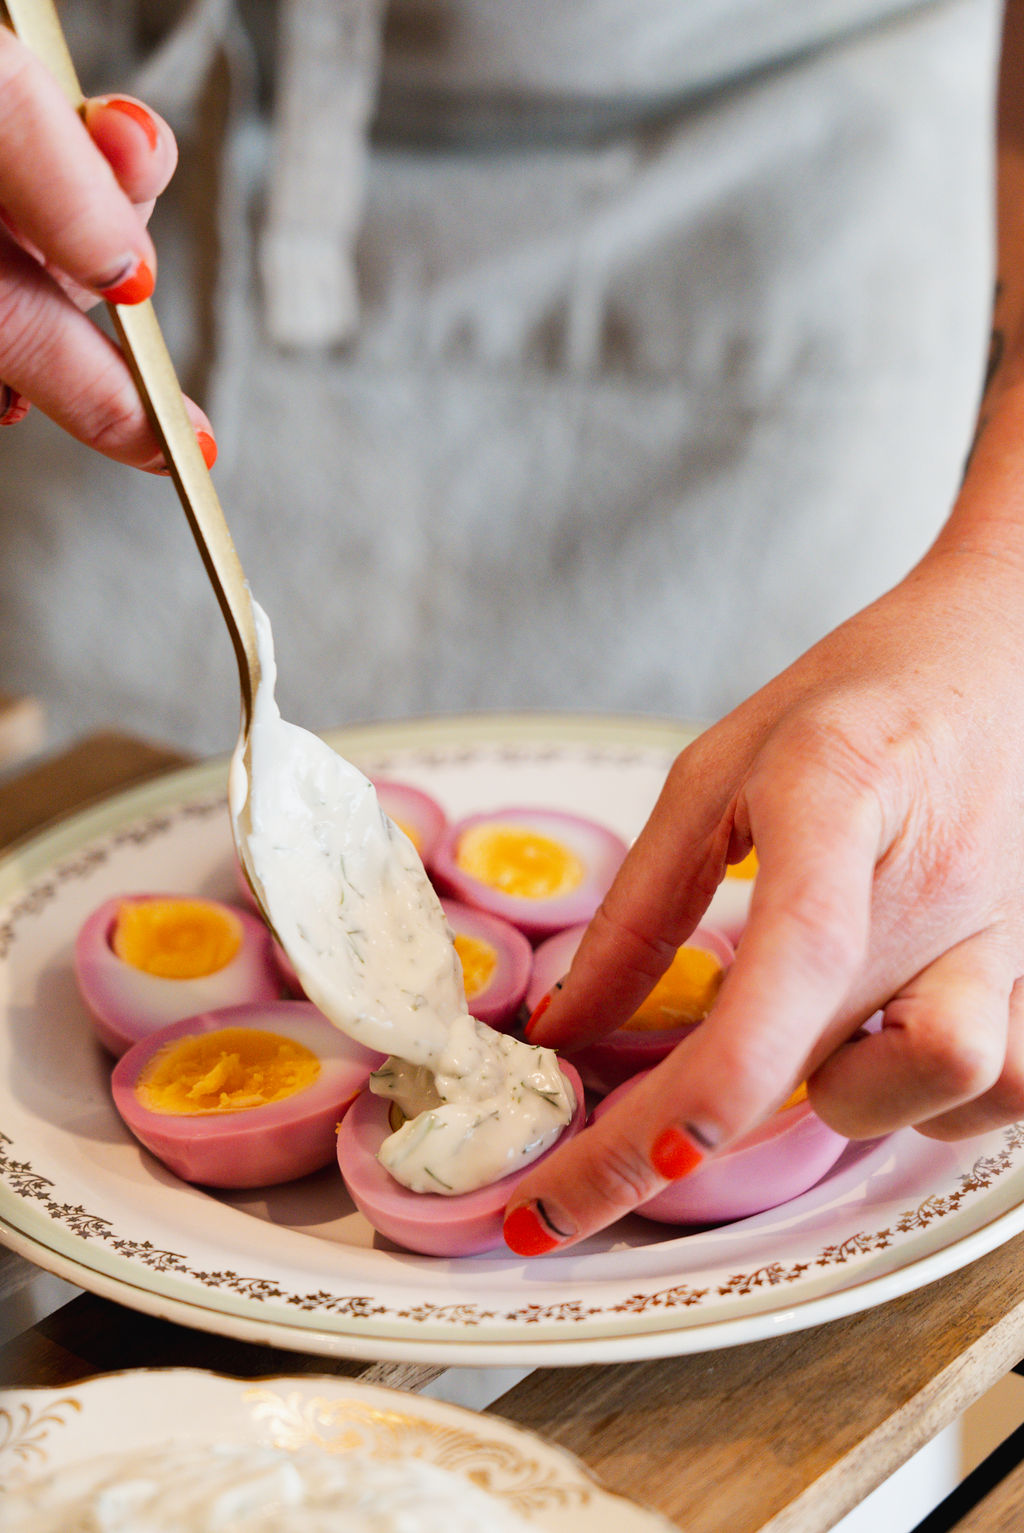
[913,1024,1002,1103]
[575,1131,662,1216]
[986,1065,1024,1122]
[83,377,148,458]
[587,902,676,986]
[773,879,864,982]
[0,268,51,377]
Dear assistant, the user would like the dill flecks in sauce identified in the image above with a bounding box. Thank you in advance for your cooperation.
[229,602,571,1196]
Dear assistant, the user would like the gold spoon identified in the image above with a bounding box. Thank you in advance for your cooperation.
[6,0,269,915]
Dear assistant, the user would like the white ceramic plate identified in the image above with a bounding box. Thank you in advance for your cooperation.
[2,713,1024,1366]
[0,1367,674,1529]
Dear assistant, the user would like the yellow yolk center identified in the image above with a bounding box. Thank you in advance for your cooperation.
[455,824,584,902]
[136,1028,321,1115]
[392,815,422,853]
[781,1082,808,1109]
[453,933,498,999]
[113,899,242,979]
[726,848,758,880]
[624,945,725,1031]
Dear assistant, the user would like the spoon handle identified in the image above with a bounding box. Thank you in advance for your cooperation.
[5,0,260,727]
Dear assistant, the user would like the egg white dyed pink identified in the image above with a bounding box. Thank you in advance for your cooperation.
[111,1001,385,1188]
[336,1060,585,1256]
[75,894,282,1057]
[441,897,532,1031]
[431,807,628,941]
[592,1069,848,1224]
[528,922,735,1095]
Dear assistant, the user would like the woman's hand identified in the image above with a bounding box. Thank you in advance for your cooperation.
[503,405,1024,1255]
[0,27,214,467]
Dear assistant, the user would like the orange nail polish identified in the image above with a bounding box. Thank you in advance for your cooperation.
[100,96,160,151]
[0,386,30,426]
[503,1203,560,1257]
[196,430,218,469]
[523,992,552,1041]
[100,257,155,306]
[650,1125,704,1181]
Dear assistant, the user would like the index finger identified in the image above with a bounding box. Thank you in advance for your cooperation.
[528,741,738,1051]
[0,29,155,299]
[504,768,883,1251]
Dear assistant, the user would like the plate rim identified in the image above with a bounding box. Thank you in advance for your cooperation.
[0,1365,677,1530]
[3,711,1024,1365]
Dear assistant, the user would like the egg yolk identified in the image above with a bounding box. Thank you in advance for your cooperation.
[455,824,584,902]
[453,933,498,999]
[624,945,725,1031]
[112,899,242,979]
[726,848,758,880]
[392,816,422,853]
[781,1082,809,1109]
[135,1027,321,1115]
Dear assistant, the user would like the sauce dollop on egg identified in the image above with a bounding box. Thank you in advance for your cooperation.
[337,1060,586,1255]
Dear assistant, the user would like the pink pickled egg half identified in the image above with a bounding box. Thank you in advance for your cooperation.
[372,777,448,867]
[441,897,532,1032]
[75,894,282,1057]
[528,922,734,1095]
[431,807,628,941]
[337,1060,586,1256]
[592,1070,848,1225]
[111,1001,385,1188]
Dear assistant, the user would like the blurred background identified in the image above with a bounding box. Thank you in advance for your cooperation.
[0,0,997,758]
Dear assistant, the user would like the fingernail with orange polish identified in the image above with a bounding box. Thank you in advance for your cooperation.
[524,993,552,1041]
[523,980,563,1040]
[650,1124,708,1182]
[196,430,218,469]
[0,386,30,426]
[503,1200,574,1257]
[98,95,160,150]
[98,256,155,306]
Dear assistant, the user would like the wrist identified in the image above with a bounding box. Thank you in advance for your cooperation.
[933,378,1024,574]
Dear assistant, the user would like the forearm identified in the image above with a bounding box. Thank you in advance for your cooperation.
[925,5,1024,573]
[946,0,1024,560]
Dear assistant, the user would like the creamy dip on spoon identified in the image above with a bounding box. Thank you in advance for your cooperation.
[228,602,571,1196]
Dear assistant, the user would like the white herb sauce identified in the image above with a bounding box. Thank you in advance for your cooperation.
[228,602,571,1196]
[4,1440,536,1532]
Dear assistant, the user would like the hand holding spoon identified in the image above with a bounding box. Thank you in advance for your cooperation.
[8,1,576,1205]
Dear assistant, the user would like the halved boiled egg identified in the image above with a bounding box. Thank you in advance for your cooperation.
[431,808,628,940]
[336,1060,586,1256]
[111,1001,384,1187]
[592,1068,848,1224]
[704,847,758,944]
[372,777,448,867]
[441,897,532,1031]
[75,894,282,1057]
[527,922,735,1094]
